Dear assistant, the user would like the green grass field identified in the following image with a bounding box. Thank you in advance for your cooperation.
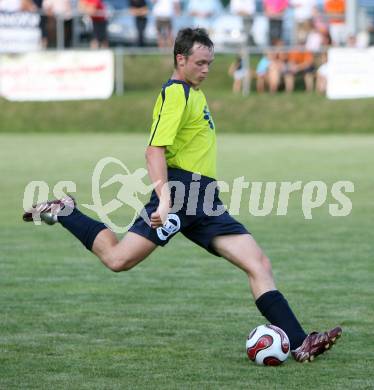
[1,134,373,389]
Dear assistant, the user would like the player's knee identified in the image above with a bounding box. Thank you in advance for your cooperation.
[109,261,130,272]
[110,261,135,272]
[244,252,272,278]
[102,253,133,273]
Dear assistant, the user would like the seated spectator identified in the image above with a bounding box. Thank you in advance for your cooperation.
[311,5,331,46]
[130,0,148,47]
[305,20,323,52]
[266,39,288,92]
[289,0,317,43]
[255,54,271,93]
[152,0,180,48]
[79,0,108,48]
[230,0,256,44]
[324,0,346,46]
[228,55,249,93]
[284,47,315,92]
[187,0,222,29]
[263,0,288,44]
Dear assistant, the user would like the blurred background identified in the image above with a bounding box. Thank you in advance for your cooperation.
[1,0,373,49]
[0,0,374,102]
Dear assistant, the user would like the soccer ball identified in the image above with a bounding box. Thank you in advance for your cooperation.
[246,324,290,366]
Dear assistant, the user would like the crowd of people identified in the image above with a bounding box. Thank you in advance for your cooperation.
[0,0,373,94]
[229,41,332,95]
[0,0,109,48]
[0,0,373,49]
[226,0,373,94]
[254,43,326,94]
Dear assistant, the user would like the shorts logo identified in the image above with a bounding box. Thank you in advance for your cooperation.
[156,213,181,241]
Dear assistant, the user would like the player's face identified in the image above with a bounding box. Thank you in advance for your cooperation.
[180,44,214,87]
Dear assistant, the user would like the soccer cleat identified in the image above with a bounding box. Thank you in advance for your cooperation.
[292,326,342,363]
[23,195,76,225]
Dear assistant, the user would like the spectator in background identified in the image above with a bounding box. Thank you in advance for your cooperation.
[130,0,148,47]
[152,0,180,48]
[267,40,288,92]
[263,0,288,44]
[284,46,315,92]
[187,0,222,30]
[0,0,35,11]
[230,0,256,44]
[79,0,108,48]
[255,40,288,93]
[305,19,323,51]
[255,52,271,93]
[42,0,74,48]
[32,0,48,48]
[324,0,346,46]
[289,0,316,42]
[228,55,249,93]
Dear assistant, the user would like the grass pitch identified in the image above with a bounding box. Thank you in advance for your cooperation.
[1,134,374,389]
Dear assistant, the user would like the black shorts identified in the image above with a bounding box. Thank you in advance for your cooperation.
[129,168,249,256]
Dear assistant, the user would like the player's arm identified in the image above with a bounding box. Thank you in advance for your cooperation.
[146,84,187,228]
[145,145,170,229]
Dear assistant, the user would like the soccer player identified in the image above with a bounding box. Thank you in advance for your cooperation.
[23,28,341,363]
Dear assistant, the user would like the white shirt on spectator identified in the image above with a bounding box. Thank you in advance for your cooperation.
[0,0,22,12]
[187,0,222,29]
[290,0,316,22]
[153,0,178,19]
[43,0,73,19]
[305,29,322,51]
[187,0,222,16]
[230,0,255,16]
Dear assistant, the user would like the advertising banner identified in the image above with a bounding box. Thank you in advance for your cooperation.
[327,48,374,100]
[0,50,114,101]
[0,11,41,52]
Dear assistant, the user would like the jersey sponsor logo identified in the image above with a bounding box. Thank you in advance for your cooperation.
[203,105,214,130]
[156,213,181,241]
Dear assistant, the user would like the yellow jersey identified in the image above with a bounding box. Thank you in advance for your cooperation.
[148,79,217,179]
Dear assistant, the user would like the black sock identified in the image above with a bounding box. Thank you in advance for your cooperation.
[255,290,307,350]
[58,208,107,251]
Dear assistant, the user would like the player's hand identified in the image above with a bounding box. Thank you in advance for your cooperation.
[150,201,170,229]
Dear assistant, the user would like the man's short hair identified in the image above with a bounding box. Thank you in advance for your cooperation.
[173,28,214,68]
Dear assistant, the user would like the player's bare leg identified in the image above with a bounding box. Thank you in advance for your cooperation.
[23,195,157,272]
[91,230,157,272]
[211,234,275,299]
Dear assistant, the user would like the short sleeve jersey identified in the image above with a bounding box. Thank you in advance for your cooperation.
[148,79,217,179]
